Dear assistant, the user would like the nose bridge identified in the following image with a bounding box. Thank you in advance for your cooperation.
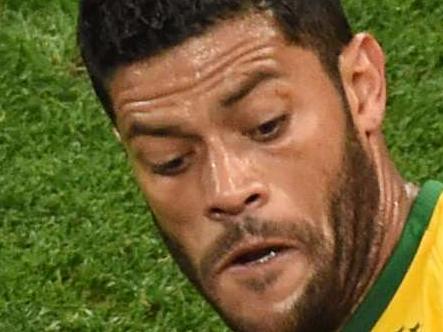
[203,136,268,219]
[206,137,246,195]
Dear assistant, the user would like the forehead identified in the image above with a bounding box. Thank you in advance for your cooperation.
[110,12,286,100]
[171,11,281,68]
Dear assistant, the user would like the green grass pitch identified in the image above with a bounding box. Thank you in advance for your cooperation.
[0,0,442,330]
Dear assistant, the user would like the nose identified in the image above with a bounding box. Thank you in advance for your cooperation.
[203,145,268,221]
[206,183,268,221]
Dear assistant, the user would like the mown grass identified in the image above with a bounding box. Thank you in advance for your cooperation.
[0,0,441,331]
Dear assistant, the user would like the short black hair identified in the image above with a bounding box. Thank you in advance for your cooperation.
[78,0,353,124]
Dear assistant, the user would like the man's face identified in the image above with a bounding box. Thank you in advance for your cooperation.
[110,13,380,332]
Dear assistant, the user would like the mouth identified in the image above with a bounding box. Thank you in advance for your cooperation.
[215,240,297,275]
[207,237,311,304]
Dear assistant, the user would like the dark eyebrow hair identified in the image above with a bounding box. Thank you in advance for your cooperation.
[221,70,279,107]
[125,122,190,141]
[124,70,279,141]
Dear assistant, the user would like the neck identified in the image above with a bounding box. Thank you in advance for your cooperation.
[354,134,419,312]
[373,166,417,280]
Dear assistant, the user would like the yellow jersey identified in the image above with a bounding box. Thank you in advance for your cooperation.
[342,181,443,332]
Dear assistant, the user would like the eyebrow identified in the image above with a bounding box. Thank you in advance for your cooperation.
[125,70,279,141]
[221,70,279,107]
[125,122,190,141]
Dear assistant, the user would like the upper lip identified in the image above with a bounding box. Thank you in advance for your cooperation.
[213,238,298,276]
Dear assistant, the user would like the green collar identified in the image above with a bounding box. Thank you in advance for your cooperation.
[341,180,443,332]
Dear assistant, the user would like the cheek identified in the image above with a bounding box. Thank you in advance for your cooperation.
[132,162,192,227]
[133,163,218,261]
[254,99,346,223]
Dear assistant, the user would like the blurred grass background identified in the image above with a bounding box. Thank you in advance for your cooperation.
[0,0,441,331]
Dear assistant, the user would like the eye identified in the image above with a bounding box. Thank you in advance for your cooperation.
[150,153,192,176]
[248,114,289,142]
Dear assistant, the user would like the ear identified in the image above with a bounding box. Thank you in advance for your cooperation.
[339,33,387,138]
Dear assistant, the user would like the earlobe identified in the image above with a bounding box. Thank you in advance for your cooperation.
[339,33,387,136]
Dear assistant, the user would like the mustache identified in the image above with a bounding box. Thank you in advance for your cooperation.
[199,216,321,281]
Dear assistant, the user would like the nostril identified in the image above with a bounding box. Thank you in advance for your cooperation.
[207,192,265,220]
[245,193,260,206]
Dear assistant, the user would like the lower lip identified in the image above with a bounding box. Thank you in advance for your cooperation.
[224,248,299,276]
[212,247,310,306]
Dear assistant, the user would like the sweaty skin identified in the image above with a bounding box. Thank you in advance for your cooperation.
[110,12,416,332]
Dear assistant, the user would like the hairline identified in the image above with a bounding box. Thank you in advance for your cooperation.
[98,8,352,124]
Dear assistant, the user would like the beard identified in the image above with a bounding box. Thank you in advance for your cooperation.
[154,118,381,332]
[284,124,382,332]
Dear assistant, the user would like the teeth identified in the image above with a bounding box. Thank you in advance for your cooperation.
[257,250,277,264]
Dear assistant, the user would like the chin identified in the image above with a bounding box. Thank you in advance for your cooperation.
[203,249,313,332]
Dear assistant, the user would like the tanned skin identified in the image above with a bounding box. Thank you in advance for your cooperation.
[109,12,416,332]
